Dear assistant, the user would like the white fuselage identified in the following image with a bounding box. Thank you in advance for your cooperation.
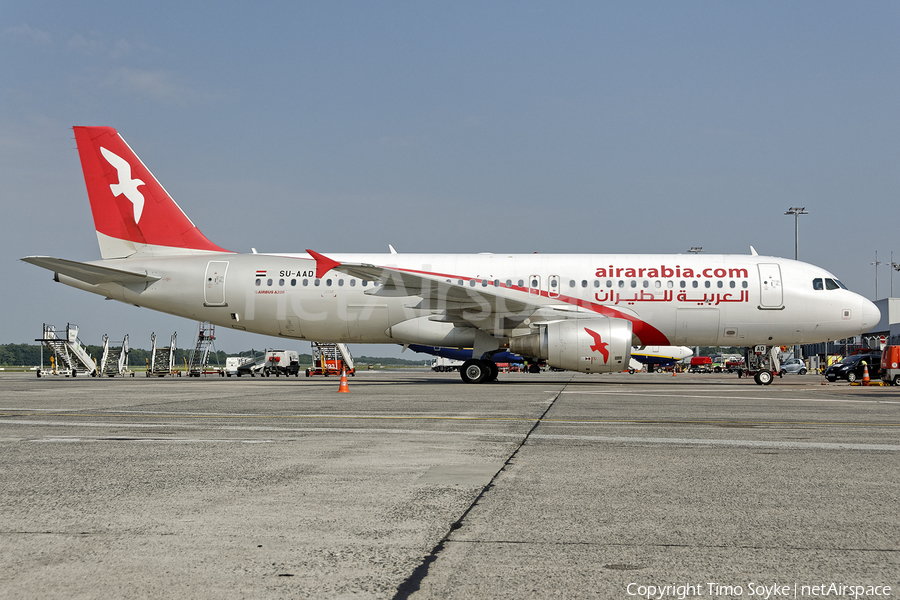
[57,251,880,348]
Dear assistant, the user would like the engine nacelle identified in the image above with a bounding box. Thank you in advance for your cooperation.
[508,318,632,373]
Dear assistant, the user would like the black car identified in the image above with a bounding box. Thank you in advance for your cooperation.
[824,353,881,383]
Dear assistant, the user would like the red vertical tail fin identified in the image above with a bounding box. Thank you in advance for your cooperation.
[73,126,230,258]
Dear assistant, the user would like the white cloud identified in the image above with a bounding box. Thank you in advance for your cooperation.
[105,67,199,103]
[2,24,52,47]
[67,34,146,59]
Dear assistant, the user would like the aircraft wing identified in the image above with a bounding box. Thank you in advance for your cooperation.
[307,249,545,328]
[21,256,161,285]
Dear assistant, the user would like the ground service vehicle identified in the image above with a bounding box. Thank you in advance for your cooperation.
[432,357,464,372]
[224,356,252,376]
[688,356,712,373]
[880,346,900,385]
[263,350,301,377]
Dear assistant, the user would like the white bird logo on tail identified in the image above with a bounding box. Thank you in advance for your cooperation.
[100,147,145,224]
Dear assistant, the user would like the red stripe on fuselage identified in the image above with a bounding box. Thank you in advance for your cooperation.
[389,267,671,345]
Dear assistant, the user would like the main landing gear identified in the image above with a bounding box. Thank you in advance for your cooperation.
[460,359,499,384]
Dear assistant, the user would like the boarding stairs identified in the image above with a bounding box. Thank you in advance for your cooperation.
[149,332,178,377]
[36,323,97,377]
[308,342,355,376]
[99,334,131,377]
[188,322,216,377]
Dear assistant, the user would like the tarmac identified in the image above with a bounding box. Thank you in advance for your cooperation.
[0,369,897,599]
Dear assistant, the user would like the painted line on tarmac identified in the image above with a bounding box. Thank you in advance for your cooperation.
[560,391,900,404]
[4,420,900,451]
[528,433,900,451]
[2,412,899,428]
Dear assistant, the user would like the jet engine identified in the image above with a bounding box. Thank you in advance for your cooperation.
[508,318,632,373]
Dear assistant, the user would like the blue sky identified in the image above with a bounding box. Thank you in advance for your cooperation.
[2,2,899,355]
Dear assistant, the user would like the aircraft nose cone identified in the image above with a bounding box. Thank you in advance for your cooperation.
[861,298,881,332]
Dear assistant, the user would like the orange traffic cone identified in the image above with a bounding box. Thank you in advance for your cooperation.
[862,363,870,386]
[338,369,350,393]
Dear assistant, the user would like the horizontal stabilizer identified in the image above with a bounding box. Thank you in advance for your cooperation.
[21,256,160,285]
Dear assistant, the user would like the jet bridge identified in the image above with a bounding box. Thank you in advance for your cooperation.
[35,323,97,377]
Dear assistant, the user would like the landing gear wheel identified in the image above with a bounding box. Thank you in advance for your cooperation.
[484,361,499,382]
[754,370,773,385]
[460,360,488,384]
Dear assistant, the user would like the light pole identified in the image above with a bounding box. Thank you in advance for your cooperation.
[784,208,808,361]
[872,251,882,300]
[784,207,808,260]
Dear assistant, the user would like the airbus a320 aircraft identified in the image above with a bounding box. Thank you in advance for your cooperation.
[23,127,880,385]
[630,346,693,372]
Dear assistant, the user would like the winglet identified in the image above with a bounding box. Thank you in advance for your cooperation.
[306,249,341,278]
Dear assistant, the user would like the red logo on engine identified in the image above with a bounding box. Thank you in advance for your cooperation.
[585,328,609,363]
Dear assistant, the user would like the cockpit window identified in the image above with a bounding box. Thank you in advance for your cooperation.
[825,278,840,290]
[835,279,847,290]
[813,278,824,290]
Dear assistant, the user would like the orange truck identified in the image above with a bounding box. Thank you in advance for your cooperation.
[688,356,713,373]
[881,346,900,386]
